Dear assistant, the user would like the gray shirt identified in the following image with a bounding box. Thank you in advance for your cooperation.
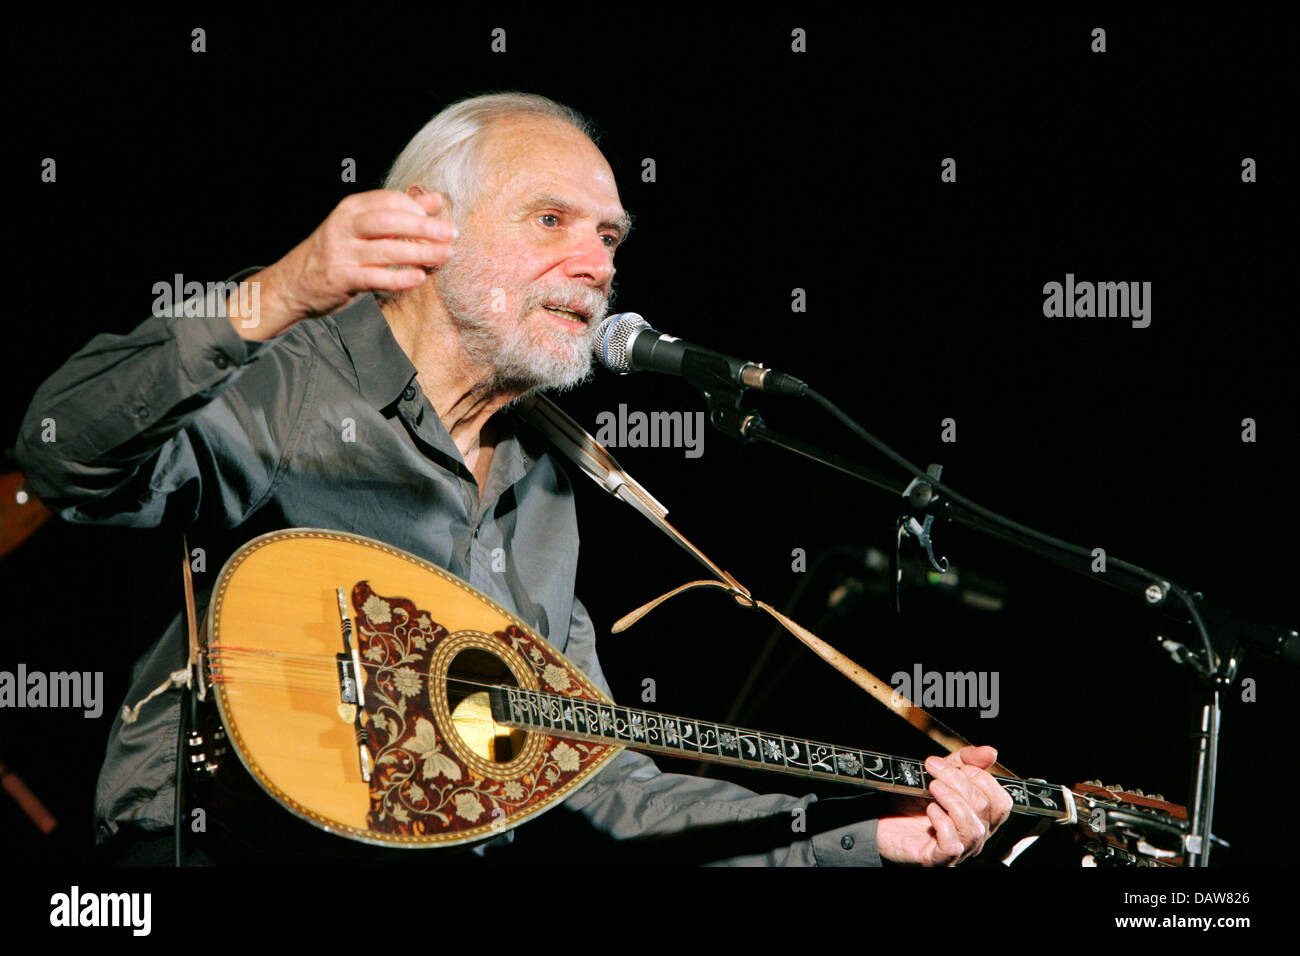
[14,269,882,865]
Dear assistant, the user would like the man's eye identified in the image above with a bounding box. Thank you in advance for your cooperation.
[538,214,560,227]
[601,235,619,249]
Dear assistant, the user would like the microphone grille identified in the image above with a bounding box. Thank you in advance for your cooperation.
[594,312,649,374]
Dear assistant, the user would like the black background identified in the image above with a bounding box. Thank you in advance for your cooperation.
[2,4,1294,893]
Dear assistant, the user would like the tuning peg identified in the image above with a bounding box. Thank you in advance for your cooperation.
[1131,789,1145,796]
[1152,793,1164,801]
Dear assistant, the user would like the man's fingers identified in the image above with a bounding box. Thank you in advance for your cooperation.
[926,756,988,817]
[947,745,1011,832]
[393,188,448,223]
[413,190,444,212]
[354,239,453,269]
[269,188,457,330]
[341,188,436,214]
[352,209,458,242]
[925,801,964,865]
[952,746,1011,828]
[352,266,429,292]
[957,744,998,769]
[963,764,1014,827]
[926,757,988,852]
[929,775,985,845]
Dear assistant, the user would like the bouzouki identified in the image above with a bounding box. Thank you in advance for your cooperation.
[187,528,1187,864]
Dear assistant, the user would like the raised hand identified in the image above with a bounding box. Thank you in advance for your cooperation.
[227,188,457,341]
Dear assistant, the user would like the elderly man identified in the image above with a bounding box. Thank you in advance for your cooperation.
[15,92,1010,866]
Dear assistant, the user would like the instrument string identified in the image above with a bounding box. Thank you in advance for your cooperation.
[211,668,507,698]
[209,657,516,699]
[204,645,1128,813]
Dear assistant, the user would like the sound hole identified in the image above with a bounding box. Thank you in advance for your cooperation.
[446,648,527,763]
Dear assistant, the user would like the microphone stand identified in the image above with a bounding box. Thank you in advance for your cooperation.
[679,354,1296,866]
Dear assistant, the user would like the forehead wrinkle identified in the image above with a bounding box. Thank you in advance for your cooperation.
[473,118,628,237]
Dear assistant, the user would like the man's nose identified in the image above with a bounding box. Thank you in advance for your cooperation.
[561,233,616,289]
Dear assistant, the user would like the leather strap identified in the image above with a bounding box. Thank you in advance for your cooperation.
[615,578,1012,776]
[182,531,205,702]
[120,533,202,723]
[521,394,1014,777]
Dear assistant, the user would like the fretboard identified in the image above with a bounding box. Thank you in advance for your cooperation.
[488,686,1069,821]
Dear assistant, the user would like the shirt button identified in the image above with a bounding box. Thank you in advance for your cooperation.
[402,384,417,402]
[840,835,855,850]
[213,354,230,369]
[133,403,149,419]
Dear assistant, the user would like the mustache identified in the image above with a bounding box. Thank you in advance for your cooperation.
[522,284,615,325]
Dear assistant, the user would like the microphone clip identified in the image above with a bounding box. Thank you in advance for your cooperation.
[893,463,951,613]
[695,378,764,444]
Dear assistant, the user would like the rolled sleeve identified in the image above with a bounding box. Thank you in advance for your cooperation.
[174,268,271,385]
[14,265,289,528]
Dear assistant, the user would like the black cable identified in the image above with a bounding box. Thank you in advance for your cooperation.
[802,387,1218,673]
[795,385,1226,865]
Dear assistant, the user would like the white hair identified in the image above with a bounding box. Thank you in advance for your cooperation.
[382,91,598,223]
[375,93,599,305]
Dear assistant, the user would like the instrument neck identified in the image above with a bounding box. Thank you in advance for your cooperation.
[490,685,1070,822]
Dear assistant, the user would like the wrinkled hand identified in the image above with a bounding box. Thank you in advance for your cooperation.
[230,188,457,341]
[876,745,1013,866]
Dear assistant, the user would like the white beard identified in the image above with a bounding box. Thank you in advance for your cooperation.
[434,242,612,396]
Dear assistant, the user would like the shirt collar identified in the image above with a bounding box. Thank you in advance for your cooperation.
[331,293,418,411]
[328,292,552,489]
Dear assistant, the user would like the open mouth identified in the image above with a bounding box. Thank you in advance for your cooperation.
[542,305,589,324]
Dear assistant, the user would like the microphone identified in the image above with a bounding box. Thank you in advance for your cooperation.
[593,313,808,396]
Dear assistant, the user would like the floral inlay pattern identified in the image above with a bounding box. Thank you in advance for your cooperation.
[350,581,615,838]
